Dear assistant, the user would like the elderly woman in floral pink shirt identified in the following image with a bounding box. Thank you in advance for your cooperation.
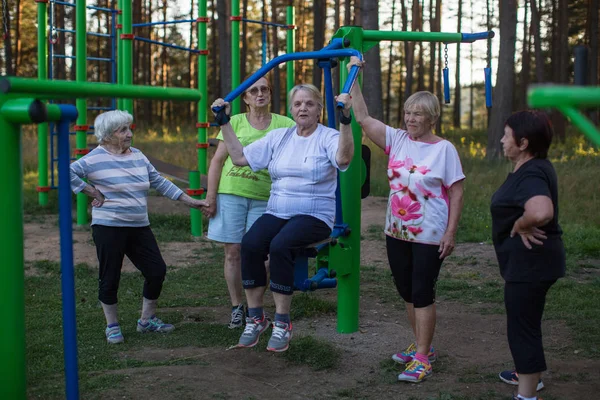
[345,57,464,384]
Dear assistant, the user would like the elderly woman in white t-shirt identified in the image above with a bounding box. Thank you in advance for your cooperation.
[347,57,465,383]
[211,83,354,352]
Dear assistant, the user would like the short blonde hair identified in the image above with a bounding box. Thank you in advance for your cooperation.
[404,91,440,126]
[288,84,324,114]
[93,110,133,143]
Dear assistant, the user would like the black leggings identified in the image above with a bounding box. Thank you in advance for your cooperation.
[505,280,556,374]
[241,214,331,295]
[386,235,444,308]
[92,225,166,305]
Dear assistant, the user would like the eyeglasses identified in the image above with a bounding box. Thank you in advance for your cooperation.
[247,86,271,96]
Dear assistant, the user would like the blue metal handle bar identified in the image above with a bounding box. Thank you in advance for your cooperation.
[134,36,201,54]
[461,31,495,43]
[336,65,360,109]
[321,38,345,51]
[87,56,113,62]
[53,55,76,59]
[213,48,363,113]
[241,18,291,29]
[133,19,196,28]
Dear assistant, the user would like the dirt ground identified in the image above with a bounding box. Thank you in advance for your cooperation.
[24,196,600,399]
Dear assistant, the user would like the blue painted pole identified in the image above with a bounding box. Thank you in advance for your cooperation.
[57,104,80,400]
[484,67,492,108]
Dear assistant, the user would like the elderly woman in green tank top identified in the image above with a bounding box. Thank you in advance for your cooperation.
[203,76,295,329]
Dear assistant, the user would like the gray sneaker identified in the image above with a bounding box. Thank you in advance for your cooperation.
[267,321,293,352]
[238,315,270,348]
[105,324,124,344]
[228,304,245,329]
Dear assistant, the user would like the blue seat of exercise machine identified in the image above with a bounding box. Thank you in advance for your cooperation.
[293,238,337,292]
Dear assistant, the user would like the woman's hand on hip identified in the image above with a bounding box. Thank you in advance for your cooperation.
[91,189,105,208]
[438,231,456,259]
[511,218,547,249]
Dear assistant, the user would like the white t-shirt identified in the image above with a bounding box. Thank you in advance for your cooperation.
[384,127,465,245]
[243,124,347,229]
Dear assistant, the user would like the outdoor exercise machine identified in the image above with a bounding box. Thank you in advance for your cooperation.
[528,86,600,146]
[0,77,202,400]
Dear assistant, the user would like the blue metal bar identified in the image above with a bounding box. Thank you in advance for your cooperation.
[87,56,113,62]
[241,18,289,29]
[87,106,114,111]
[133,19,196,28]
[321,38,345,51]
[215,48,363,111]
[53,55,76,59]
[133,36,201,53]
[53,28,112,39]
[461,31,495,43]
[57,104,80,400]
[54,28,75,33]
[484,67,492,108]
[443,68,450,104]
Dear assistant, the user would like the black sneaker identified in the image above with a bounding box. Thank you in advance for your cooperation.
[228,304,245,329]
[499,370,544,391]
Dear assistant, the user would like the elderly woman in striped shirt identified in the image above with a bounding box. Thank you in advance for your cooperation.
[70,110,208,344]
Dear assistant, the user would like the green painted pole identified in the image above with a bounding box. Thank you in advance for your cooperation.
[1,78,201,102]
[37,0,49,206]
[363,30,464,43]
[286,6,295,118]
[231,0,240,114]
[193,0,209,237]
[121,0,133,115]
[0,108,27,400]
[76,0,88,226]
[117,0,123,110]
[189,171,202,236]
[330,31,365,334]
[528,86,600,108]
[558,106,600,147]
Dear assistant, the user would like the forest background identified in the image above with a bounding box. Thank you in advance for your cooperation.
[1,0,599,157]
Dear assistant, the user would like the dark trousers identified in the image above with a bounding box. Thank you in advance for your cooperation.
[241,214,331,295]
[92,225,167,305]
[505,280,556,374]
[386,235,444,308]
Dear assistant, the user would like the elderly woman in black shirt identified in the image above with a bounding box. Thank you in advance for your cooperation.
[491,110,565,400]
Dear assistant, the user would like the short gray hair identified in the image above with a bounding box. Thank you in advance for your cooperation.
[93,110,133,143]
[288,84,324,114]
[404,91,440,125]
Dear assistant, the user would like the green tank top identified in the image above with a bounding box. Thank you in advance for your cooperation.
[216,113,295,201]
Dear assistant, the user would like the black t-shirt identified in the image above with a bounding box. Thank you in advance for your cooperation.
[490,158,565,282]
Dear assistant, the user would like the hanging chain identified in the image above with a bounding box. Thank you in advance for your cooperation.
[2,0,9,40]
[444,44,448,69]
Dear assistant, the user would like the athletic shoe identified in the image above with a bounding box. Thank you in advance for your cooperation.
[397,359,432,383]
[499,370,544,391]
[105,323,124,344]
[228,304,245,329]
[267,321,293,352]
[238,315,270,348]
[136,316,175,333]
[392,342,437,364]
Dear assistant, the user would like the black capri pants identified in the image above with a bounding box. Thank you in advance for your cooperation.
[505,280,556,374]
[386,235,444,308]
[92,225,167,305]
[241,214,331,295]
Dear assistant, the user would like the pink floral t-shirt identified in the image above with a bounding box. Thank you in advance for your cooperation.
[384,127,465,245]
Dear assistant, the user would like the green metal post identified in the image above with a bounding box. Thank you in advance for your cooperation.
[121,0,134,115]
[329,29,364,334]
[37,0,49,206]
[76,0,88,226]
[286,6,295,118]
[193,0,209,236]
[231,0,240,114]
[117,0,123,110]
[189,171,202,236]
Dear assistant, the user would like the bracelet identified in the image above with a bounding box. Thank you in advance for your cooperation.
[215,109,230,126]
[339,110,352,125]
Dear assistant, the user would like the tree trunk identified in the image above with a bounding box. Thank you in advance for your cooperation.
[519,0,531,111]
[361,0,384,121]
[402,1,416,107]
[14,0,22,75]
[312,0,326,90]
[240,0,248,79]
[487,0,517,159]
[210,0,219,99]
[385,0,397,122]
[587,0,599,124]
[529,0,544,82]
[344,0,352,26]
[217,0,231,95]
[551,0,568,142]
[453,0,462,129]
